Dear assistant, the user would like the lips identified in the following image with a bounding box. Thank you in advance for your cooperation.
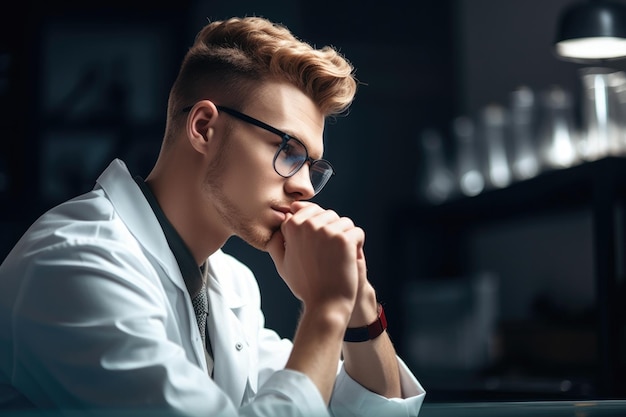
[271,205,291,224]
[272,206,292,214]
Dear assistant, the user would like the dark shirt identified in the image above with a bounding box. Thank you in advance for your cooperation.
[133,175,213,358]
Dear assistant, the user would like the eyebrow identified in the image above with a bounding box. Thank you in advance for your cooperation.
[271,125,324,161]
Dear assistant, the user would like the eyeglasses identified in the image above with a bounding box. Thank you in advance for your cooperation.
[182,104,335,195]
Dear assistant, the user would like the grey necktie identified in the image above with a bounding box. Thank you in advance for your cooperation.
[191,282,209,348]
[193,264,214,375]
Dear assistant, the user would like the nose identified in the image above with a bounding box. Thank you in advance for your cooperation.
[284,164,316,200]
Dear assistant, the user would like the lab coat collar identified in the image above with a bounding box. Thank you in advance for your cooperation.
[95,159,210,370]
[97,159,256,401]
[95,159,188,295]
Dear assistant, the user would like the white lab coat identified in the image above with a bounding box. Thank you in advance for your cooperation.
[0,159,425,416]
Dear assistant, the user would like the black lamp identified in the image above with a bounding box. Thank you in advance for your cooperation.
[555,0,626,62]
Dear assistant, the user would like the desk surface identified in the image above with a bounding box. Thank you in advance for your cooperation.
[1,400,625,416]
[420,400,626,417]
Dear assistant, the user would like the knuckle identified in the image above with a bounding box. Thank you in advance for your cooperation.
[341,216,355,228]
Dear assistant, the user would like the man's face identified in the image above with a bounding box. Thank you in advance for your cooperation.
[203,81,326,251]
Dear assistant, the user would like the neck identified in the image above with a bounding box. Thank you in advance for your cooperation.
[145,148,229,264]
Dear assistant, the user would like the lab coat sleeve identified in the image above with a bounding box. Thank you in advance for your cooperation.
[12,240,237,415]
[231,247,425,417]
[329,358,426,417]
[252,309,425,417]
[10,240,328,417]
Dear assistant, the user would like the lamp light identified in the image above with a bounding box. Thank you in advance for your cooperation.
[555,0,626,62]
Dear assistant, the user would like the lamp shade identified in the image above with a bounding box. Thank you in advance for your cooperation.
[555,0,626,61]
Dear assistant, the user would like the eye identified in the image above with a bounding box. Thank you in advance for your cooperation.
[281,141,295,156]
[278,138,298,156]
[278,138,306,167]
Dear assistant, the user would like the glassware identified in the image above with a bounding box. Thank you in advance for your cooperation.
[481,104,511,189]
[509,86,540,181]
[419,128,455,204]
[579,67,626,160]
[453,116,485,197]
[537,85,580,170]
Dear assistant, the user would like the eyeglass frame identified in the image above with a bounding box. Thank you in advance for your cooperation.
[181,103,335,195]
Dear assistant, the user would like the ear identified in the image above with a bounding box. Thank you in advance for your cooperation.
[186,100,219,155]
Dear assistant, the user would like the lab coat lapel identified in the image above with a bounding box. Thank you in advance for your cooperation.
[95,160,186,292]
[207,289,251,406]
[96,159,208,370]
[206,250,260,405]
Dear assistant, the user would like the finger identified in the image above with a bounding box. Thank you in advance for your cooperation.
[328,216,356,233]
[299,209,342,230]
[357,244,365,259]
[291,202,323,216]
[290,201,315,213]
[340,226,366,251]
[286,204,328,227]
[266,228,286,261]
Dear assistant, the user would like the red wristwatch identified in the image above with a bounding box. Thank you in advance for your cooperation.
[343,303,387,342]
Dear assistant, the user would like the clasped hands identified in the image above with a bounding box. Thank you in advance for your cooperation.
[267,201,378,328]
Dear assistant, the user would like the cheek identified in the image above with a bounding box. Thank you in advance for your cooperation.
[217,132,282,196]
[224,150,278,196]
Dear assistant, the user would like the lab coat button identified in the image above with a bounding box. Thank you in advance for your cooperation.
[235,342,243,351]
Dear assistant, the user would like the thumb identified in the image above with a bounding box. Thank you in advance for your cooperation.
[357,244,365,260]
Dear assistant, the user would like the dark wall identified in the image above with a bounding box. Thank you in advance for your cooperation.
[206,1,459,337]
[0,0,458,339]
[3,0,621,401]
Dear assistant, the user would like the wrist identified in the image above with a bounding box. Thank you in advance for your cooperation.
[344,303,387,343]
[301,302,352,335]
[347,285,377,328]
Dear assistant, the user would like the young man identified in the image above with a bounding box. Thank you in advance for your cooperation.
[0,16,425,416]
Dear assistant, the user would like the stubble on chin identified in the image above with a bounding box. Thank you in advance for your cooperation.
[241,227,274,252]
[233,198,285,252]
[233,214,284,252]
[212,192,272,251]
[202,134,282,252]
[209,187,277,252]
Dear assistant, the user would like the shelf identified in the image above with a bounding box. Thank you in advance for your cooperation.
[403,156,626,224]
[389,156,626,400]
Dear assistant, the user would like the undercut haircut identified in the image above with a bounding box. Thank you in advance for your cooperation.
[163,16,358,148]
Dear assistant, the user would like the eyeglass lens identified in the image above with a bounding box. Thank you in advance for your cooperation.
[274,138,333,194]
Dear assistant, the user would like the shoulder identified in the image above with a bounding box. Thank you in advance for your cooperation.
[18,188,136,257]
[3,187,155,288]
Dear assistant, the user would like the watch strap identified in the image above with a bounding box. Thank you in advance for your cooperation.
[343,303,387,342]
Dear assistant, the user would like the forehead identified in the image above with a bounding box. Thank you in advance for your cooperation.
[244,81,326,156]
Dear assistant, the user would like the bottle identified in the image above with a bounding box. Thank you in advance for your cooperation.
[453,116,484,197]
[418,128,455,204]
[481,104,511,189]
[537,85,579,170]
[579,67,626,160]
[509,86,540,181]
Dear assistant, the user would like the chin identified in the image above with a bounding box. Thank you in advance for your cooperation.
[237,226,274,252]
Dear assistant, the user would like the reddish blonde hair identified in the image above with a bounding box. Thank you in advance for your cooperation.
[164,16,358,145]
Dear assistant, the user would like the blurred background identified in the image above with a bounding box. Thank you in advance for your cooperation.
[2,0,626,405]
